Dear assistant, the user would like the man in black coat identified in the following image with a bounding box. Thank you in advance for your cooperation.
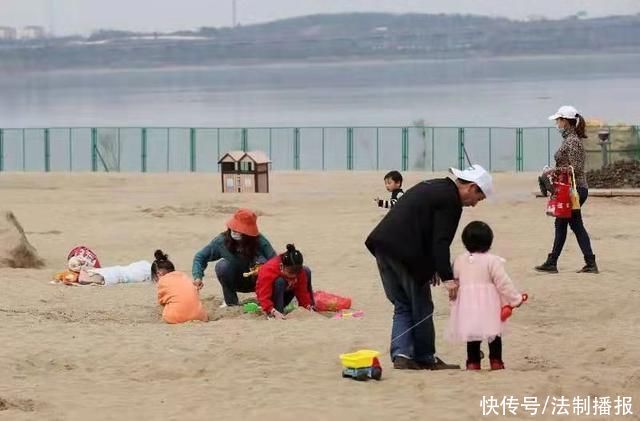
[365,165,493,370]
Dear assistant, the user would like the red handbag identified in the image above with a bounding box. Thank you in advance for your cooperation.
[545,171,572,219]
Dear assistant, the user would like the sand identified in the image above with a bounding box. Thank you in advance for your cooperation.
[0,171,639,421]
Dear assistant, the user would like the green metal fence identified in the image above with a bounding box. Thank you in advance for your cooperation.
[0,126,638,173]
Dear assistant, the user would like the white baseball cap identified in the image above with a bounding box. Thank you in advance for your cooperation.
[449,164,493,197]
[548,105,579,120]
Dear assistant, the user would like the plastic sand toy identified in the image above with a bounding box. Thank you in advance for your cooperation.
[339,350,382,381]
[243,302,261,313]
[284,300,298,313]
[501,293,529,321]
[332,310,365,319]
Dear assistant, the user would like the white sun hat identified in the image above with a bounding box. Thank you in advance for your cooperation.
[548,105,579,120]
[449,164,493,197]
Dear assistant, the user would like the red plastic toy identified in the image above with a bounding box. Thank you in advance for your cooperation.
[500,293,528,322]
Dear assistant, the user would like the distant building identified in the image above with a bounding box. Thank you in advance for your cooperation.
[0,26,17,40]
[22,26,45,40]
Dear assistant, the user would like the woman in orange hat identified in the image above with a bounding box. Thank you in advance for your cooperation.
[192,208,276,307]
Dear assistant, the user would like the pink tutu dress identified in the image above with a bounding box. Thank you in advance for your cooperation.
[446,252,523,343]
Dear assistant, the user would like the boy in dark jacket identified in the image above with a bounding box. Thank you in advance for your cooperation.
[375,170,404,209]
[365,165,493,370]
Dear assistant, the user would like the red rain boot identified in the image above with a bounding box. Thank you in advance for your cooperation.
[490,359,505,370]
[466,361,481,370]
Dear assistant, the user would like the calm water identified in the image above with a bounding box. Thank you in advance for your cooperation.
[0,54,638,172]
[1,53,639,128]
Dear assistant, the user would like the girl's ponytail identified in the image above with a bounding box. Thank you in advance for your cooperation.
[281,244,303,269]
[151,249,175,281]
[575,114,587,139]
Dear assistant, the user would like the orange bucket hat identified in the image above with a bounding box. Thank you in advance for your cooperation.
[226,208,259,237]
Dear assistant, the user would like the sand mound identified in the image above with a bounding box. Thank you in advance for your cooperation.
[586,160,640,188]
[0,211,45,268]
[202,295,246,321]
[0,397,35,412]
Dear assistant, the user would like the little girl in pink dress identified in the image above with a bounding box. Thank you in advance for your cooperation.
[446,221,525,370]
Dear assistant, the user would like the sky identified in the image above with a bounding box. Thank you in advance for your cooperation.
[1,0,639,36]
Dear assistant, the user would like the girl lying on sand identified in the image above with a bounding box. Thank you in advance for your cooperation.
[78,260,152,286]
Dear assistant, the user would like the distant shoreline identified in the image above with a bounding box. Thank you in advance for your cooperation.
[3,49,640,76]
[2,12,640,74]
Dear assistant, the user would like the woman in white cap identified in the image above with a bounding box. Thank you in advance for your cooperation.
[535,106,598,274]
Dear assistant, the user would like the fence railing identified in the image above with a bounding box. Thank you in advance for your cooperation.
[0,126,638,173]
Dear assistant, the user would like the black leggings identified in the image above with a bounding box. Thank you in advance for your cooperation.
[551,187,594,259]
[467,337,502,363]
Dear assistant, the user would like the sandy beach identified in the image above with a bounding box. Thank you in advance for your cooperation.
[1,171,639,421]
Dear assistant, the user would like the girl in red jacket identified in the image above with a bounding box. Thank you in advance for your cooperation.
[256,244,314,320]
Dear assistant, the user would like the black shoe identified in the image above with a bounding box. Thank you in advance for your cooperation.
[535,254,558,273]
[393,356,422,370]
[577,255,599,273]
[577,264,599,273]
[419,357,461,371]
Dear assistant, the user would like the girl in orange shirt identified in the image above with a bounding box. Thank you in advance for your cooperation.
[152,250,208,324]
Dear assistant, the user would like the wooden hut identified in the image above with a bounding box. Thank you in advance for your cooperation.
[218,150,271,193]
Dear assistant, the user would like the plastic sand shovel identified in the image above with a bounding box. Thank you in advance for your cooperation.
[500,294,528,322]
[332,310,365,319]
